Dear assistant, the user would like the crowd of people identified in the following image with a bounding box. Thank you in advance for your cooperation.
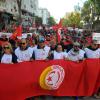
[0,27,99,64]
[0,26,100,99]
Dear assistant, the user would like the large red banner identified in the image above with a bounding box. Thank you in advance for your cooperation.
[0,59,100,100]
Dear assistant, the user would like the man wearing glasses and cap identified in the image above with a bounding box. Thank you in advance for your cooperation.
[84,40,100,58]
[15,38,34,62]
[67,42,86,62]
[31,37,50,60]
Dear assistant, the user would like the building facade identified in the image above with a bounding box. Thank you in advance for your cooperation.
[21,0,38,14]
[0,0,39,30]
[0,0,17,30]
[0,0,50,31]
[0,0,38,16]
[38,8,50,25]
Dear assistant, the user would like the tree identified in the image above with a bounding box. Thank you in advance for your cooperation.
[63,12,82,28]
[81,0,100,19]
[35,16,42,26]
[16,0,22,24]
[90,0,100,13]
[48,17,56,26]
[81,0,100,31]
[81,0,91,24]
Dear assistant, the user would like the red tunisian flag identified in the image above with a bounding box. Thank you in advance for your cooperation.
[57,28,62,43]
[56,19,63,43]
[0,59,100,100]
[58,19,63,28]
[11,25,22,39]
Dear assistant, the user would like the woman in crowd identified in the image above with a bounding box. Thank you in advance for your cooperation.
[0,42,17,64]
[48,44,68,60]
[26,34,33,46]
[0,34,9,46]
[29,39,37,54]
[49,40,57,52]
[0,34,9,54]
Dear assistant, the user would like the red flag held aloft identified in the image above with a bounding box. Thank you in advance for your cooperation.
[56,19,63,43]
[11,25,22,39]
[58,18,63,28]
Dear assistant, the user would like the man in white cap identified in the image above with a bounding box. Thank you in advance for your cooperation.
[67,42,86,62]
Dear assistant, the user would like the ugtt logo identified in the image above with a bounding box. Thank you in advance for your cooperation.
[39,65,65,90]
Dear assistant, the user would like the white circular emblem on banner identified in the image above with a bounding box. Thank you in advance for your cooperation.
[39,65,65,90]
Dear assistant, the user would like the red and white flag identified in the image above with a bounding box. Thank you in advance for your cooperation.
[11,25,22,39]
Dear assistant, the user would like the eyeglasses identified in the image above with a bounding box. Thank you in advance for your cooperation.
[4,46,10,50]
[20,43,26,45]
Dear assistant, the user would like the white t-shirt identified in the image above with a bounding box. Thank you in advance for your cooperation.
[28,45,37,54]
[84,48,100,58]
[15,47,33,62]
[34,46,50,60]
[53,51,68,60]
[67,49,85,61]
[1,54,12,64]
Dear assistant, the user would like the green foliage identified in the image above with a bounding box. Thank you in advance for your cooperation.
[81,0,91,23]
[81,0,100,21]
[90,0,100,15]
[63,12,82,28]
[81,0,100,29]
[48,17,56,26]
[35,16,42,26]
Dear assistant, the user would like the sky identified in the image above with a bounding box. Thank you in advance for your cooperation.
[39,0,86,22]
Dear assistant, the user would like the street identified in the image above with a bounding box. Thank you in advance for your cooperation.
[32,96,100,100]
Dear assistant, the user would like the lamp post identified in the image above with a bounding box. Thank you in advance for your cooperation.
[90,4,93,32]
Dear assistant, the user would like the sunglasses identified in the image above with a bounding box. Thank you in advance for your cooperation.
[4,46,10,49]
[20,43,26,45]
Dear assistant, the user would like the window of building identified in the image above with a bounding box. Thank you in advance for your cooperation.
[14,6,16,10]
[31,5,33,8]
[24,5,26,9]
[11,9,13,12]
[30,0,33,8]
[14,6,17,12]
